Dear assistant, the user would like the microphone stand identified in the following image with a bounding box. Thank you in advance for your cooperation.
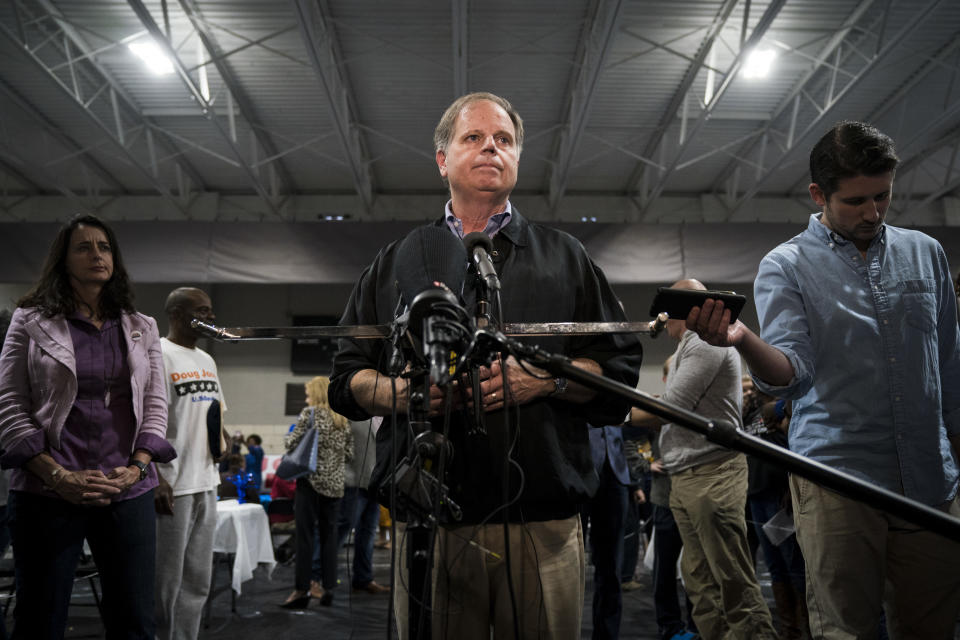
[365,310,461,640]
[459,328,960,542]
[404,367,434,640]
[469,268,491,437]
[391,315,464,640]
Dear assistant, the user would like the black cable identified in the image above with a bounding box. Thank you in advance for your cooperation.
[522,520,550,633]
[517,358,553,380]
[386,374,459,639]
[492,287,521,640]
[426,385,454,638]
[386,372,398,640]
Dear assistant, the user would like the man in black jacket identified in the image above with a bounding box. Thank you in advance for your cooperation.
[329,92,642,639]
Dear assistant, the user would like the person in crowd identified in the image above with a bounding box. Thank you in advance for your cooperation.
[268,472,297,564]
[280,375,353,608]
[375,506,391,549]
[319,417,389,596]
[0,214,174,639]
[217,454,257,503]
[632,279,776,640]
[647,446,698,640]
[329,92,642,639]
[619,424,651,591]
[219,429,243,473]
[581,422,632,640]
[741,378,807,639]
[688,121,960,637]
[244,433,264,491]
[269,473,297,526]
[636,355,698,640]
[154,286,224,640]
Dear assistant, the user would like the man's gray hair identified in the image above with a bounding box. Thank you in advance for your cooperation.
[433,92,524,155]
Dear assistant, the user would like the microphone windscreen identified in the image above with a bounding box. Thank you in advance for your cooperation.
[463,231,494,255]
[395,226,468,305]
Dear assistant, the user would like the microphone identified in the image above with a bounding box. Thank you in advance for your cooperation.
[395,227,472,385]
[463,231,501,292]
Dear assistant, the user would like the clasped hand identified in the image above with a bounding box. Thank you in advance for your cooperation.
[54,467,137,506]
[451,354,552,413]
[395,355,553,417]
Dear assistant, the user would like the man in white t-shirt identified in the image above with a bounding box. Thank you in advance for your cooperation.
[155,287,225,640]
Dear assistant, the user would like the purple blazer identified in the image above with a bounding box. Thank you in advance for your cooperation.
[0,307,175,469]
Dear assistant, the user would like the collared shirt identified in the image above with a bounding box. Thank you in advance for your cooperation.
[12,313,156,500]
[444,200,512,238]
[752,213,960,506]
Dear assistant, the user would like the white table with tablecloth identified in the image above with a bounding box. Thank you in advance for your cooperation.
[213,500,276,594]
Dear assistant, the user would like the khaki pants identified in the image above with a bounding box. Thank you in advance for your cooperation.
[393,516,585,640]
[669,454,777,640]
[790,475,960,639]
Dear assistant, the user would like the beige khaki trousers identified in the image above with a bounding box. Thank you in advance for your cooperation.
[790,474,960,640]
[669,454,777,640]
[393,515,584,639]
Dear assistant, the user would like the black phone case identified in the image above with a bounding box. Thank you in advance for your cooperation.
[649,287,746,322]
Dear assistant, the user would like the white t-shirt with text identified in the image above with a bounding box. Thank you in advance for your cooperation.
[158,337,225,496]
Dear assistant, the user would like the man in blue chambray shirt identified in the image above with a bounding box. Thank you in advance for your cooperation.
[687,121,960,638]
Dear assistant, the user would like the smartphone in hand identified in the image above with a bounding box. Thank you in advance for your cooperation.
[649,287,747,322]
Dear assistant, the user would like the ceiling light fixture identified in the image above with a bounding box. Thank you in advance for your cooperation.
[742,48,776,79]
[128,41,174,75]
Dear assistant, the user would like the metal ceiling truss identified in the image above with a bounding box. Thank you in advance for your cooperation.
[631,0,789,219]
[292,0,374,214]
[357,125,436,164]
[867,36,960,156]
[2,0,202,217]
[0,193,33,221]
[325,14,447,72]
[895,129,960,222]
[573,130,662,173]
[780,34,960,222]
[618,26,726,75]
[185,23,304,73]
[889,127,960,222]
[709,0,877,203]
[470,21,584,74]
[621,0,740,211]
[0,156,41,193]
[0,76,125,194]
[127,0,285,219]
[721,0,946,219]
[0,142,98,212]
[176,0,296,194]
[451,0,468,97]
[545,0,626,213]
[567,25,722,174]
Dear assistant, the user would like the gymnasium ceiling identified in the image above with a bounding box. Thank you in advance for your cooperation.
[2,0,960,228]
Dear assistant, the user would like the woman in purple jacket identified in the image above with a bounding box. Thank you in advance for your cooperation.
[0,214,175,639]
